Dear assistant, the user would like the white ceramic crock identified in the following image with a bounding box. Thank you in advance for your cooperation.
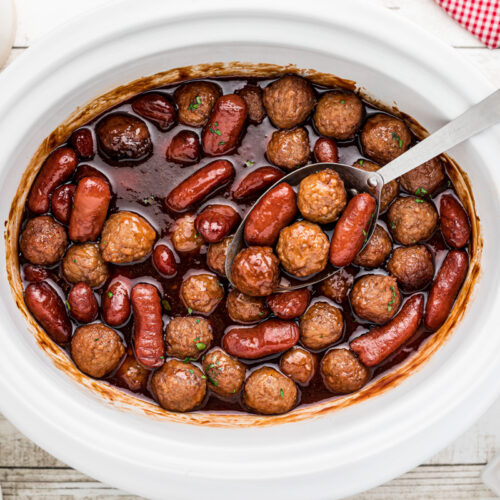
[0,1,499,498]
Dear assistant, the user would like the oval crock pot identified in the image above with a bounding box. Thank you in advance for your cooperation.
[0,1,499,498]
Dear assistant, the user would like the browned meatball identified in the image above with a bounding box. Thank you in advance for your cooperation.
[71,323,125,378]
[231,246,279,297]
[353,159,398,212]
[202,347,246,397]
[300,301,344,350]
[96,112,152,160]
[174,81,222,127]
[387,196,438,245]
[276,221,329,277]
[151,359,207,412]
[350,274,401,324]
[20,216,67,266]
[266,128,310,170]
[171,214,205,253]
[206,236,231,276]
[227,289,269,323]
[100,211,156,264]
[353,225,392,268]
[387,245,434,291]
[319,268,355,304]
[280,347,317,386]
[180,273,224,314]
[243,366,298,415]
[62,243,110,288]
[297,169,347,223]
[314,91,363,140]
[399,157,445,195]
[165,316,213,359]
[263,75,315,129]
[236,84,266,124]
[321,348,369,394]
[361,114,411,165]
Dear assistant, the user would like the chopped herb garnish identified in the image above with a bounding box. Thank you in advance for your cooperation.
[218,141,225,145]
[340,100,345,104]
[160,355,165,359]
[189,369,194,374]
[387,285,397,311]
[362,229,367,236]
[415,198,425,203]
[208,122,222,136]
[161,299,172,312]
[359,160,364,166]
[245,160,255,167]
[196,319,200,324]
[73,259,77,264]
[280,388,284,399]
[196,96,202,105]
[208,363,216,369]
[188,95,201,111]
[65,300,71,311]
[143,195,155,205]
[187,307,193,314]
[415,187,428,196]
[232,388,236,394]
[392,132,402,148]
[194,232,201,239]
[391,222,396,229]
[196,342,206,351]
[183,357,193,363]
[94,337,99,341]
[259,312,265,316]
[107,291,113,298]
[208,374,219,386]
[201,375,206,379]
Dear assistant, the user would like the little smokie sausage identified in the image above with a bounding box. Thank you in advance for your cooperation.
[51,184,76,224]
[152,244,177,276]
[28,147,78,214]
[244,183,297,246]
[223,319,299,359]
[24,282,72,345]
[68,176,111,242]
[267,289,311,320]
[23,264,50,283]
[131,283,165,368]
[68,282,98,323]
[424,250,468,331]
[350,293,424,366]
[329,193,376,267]
[102,278,131,326]
[195,204,241,243]
[440,194,471,248]
[313,137,339,163]
[232,166,284,200]
[165,160,235,212]
[202,94,247,156]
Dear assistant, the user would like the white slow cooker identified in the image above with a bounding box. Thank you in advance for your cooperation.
[0,1,499,498]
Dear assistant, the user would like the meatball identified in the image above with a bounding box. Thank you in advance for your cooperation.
[231,246,279,297]
[20,216,67,266]
[387,196,438,245]
[236,84,266,124]
[297,169,347,223]
[165,316,213,359]
[353,159,398,212]
[151,359,207,412]
[227,289,269,323]
[243,366,298,415]
[313,91,364,140]
[353,224,392,268]
[320,348,369,394]
[71,323,125,378]
[171,214,205,253]
[350,274,401,324]
[180,273,224,314]
[202,348,246,397]
[387,245,434,291]
[266,128,310,170]
[96,112,152,161]
[62,243,110,288]
[399,156,445,195]
[174,81,222,127]
[360,114,411,165]
[279,347,317,386]
[300,301,344,350]
[206,236,231,276]
[276,221,329,277]
[319,268,355,304]
[100,211,156,264]
[263,75,315,129]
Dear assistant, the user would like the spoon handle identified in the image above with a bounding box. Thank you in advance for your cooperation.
[378,89,500,184]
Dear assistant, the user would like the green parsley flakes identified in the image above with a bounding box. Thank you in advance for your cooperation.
[245,160,255,167]
[107,291,113,298]
[187,307,193,314]
[196,342,206,351]
[280,388,284,399]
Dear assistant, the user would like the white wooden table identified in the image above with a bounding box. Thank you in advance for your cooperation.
[1,0,499,498]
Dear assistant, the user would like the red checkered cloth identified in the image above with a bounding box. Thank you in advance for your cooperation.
[435,0,500,48]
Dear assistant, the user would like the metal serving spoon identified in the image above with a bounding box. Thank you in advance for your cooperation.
[226,89,500,291]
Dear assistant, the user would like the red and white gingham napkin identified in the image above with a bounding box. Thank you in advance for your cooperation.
[435,0,500,48]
